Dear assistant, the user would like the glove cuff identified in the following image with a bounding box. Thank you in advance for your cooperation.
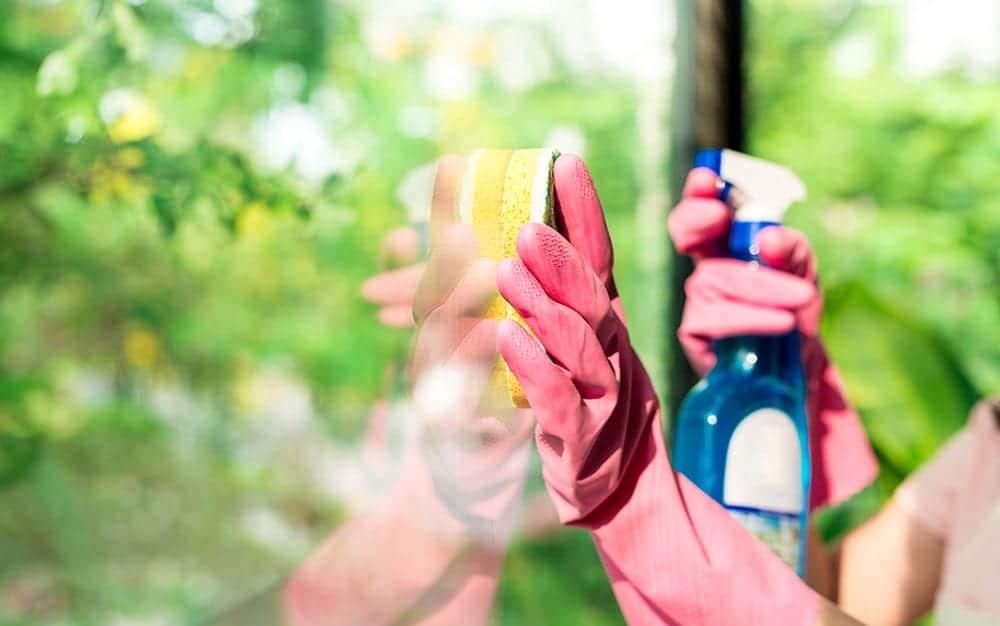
[543,358,661,526]
[583,413,821,625]
[804,340,879,511]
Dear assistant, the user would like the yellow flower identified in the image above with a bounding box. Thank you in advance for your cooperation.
[369,26,413,61]
[26,392,85,439]
[428,28,493,66]
[115,147,146,169]
[124,328,160,369]
[108,95,160,143]
[468,34,495,67]
[181,49,223,82]
[237,202,273,239]
[231,371,261,415]
[88,158,142,203]
[109,170,133,197]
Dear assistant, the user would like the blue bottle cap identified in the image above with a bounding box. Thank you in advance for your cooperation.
[693,149,731,202]
[693,149,723,174]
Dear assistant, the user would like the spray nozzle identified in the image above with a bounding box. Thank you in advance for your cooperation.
[694,149,806,224]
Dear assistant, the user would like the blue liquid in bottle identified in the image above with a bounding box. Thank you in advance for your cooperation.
[671,154,812,576]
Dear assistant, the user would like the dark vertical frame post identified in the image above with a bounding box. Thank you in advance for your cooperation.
[667,0,745,424]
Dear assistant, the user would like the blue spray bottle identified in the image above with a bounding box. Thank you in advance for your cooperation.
[671,149,812,576]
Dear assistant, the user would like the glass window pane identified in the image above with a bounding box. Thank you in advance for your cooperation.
[0,2,676,624]
[749,0,997,505]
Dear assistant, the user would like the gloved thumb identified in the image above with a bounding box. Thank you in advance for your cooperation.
[756,227,817,282]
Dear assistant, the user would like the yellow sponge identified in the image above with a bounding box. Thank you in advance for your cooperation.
[457,148,559,408]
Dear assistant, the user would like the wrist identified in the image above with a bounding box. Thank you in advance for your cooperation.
[802,336,831,396]
[541,360,662,527]
[582,412,822,625]
[801,339,879,511]
[562,407,665,530]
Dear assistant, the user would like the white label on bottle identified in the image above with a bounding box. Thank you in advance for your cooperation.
[723,407,803,514]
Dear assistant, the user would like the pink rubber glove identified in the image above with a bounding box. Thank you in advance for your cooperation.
[285,157,528,626]
[361,221,561,538]
[409,220,533,534]
[361,226,426,328]
[497,155,820,624]
[357,226,426,469]
[669,167,877,509]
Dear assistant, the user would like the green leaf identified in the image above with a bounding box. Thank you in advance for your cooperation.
[112,1,150,62]
[36,49,78,96]
[0,432,41,489]
[823,281,979,485]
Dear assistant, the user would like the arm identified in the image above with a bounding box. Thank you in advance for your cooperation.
[284,451,515,626]
[834,409,979,624]
[285,156,524,626]
[816,599,868,626]
[806,522,837,599]
[283,454,480,626]
[838,500,943,625]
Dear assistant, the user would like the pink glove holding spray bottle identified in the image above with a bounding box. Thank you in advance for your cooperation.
[670,167,878,511]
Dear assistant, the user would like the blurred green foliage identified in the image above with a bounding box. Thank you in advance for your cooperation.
[0,0,996,624]
[0,1,639,623]
[749,0,996,537]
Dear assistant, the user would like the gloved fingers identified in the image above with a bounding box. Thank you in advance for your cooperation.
[429,154,466,247]
[497,258,616,399]
[416,318,532,508]
[682,166,724,199]
[411,312,497,449]
[678,334,716,376]
[361,263,425,306]
[456,408,535,452]
[757,226,818,281]
[668,168,730,258]
[679,298,799,340]
[552,154,614,285]
[425,411,531,477]
[515,223,614,338]
[497,319,584,445]
[412,317,491,389]
[434,257,498,320]
[445,301,501,365]
[796,296,823,338]
[411,258,499,379]
[687,258,817,311]
[378,226,424,269]
[377,304,415,328]
[424,434,530,530]
[668,196,731,258]
[412,223,480,323]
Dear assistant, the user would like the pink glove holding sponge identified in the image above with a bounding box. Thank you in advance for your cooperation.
[497,155,821,625]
